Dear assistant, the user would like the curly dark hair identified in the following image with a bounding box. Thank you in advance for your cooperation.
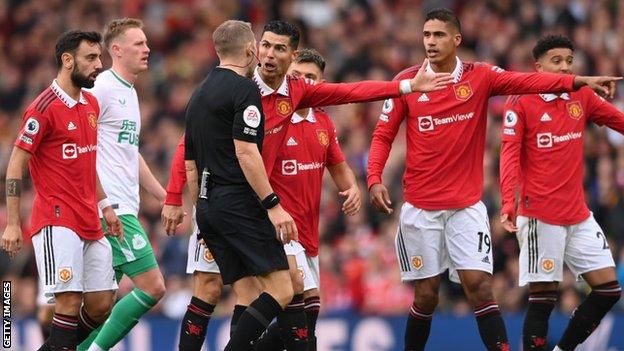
[532,34,574,60]
[263,20,300,49]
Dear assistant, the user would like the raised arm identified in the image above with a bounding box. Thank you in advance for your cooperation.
[487,63,621,97]
[298,59,453,109]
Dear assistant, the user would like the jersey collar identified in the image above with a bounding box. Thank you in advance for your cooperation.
[425,56,463,83]
[253,66,289,97]
[51,79,88,108]
[109,69,134,88]
[539,93,570,102]
[291,109,316,124]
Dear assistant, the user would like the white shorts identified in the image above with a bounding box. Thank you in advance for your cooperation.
[284,241,318,292]
[516,214,616,286]
[37,279,52,305]
[32,226,117,299]
[396,201,493,283]
[186,208,220,274]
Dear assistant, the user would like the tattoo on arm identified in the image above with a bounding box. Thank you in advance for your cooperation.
[6,179,21,197]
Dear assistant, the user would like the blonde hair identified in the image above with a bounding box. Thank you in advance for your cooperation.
[103,18,144,50]
[213,20,255,58]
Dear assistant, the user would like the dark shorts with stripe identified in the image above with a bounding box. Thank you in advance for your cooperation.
[195,184,288,285]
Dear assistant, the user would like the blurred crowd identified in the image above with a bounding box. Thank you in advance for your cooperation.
[2,0,624,321]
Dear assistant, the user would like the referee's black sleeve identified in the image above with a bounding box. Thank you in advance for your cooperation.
[232,79,264,143]
[184,130,195,161]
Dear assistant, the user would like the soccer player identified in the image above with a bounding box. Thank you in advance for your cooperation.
[367,8,621,351]
[1,30,121,351]
[499,35,622,351]
[77,18,167,351]
[254,49,361,351]
[253,19,457,348]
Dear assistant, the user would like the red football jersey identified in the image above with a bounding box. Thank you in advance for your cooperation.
[269,108,345,257]
[253,68,401,177]
[367,59,575,210]
[500,88,624,225]
[164,135,186,206]
[14,81,102,240]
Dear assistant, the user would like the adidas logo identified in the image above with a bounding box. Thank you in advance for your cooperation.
[540,113,552,122]
[481,256,490,264]
[287,137,298,146]
[418,94,430,102]
[67,121,77,131]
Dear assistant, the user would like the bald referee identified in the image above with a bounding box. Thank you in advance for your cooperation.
[184,20,295,350]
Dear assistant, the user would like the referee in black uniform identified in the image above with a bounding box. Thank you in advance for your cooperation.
[184,20,296,351]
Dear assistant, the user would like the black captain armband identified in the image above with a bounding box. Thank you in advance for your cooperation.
[261,193,280,210]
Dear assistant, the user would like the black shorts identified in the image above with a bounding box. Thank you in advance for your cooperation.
[196,184,289,285]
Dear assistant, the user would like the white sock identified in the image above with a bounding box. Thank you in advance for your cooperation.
[553,347,563,351]
[87,343,105,351]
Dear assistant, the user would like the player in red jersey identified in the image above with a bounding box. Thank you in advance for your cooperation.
[499,35,622,351]
[1,30,122,351]
[367,9,621,351]
[253,20,455,349]
[253,49,360,351]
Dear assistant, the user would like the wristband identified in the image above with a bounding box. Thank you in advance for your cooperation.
[98,198,111,211]
[399,79,412,95]
[261,193,280,210]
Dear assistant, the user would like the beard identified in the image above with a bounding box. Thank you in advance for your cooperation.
[71,65,96,88]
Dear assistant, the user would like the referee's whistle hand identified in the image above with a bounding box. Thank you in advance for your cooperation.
[268,205,298,244]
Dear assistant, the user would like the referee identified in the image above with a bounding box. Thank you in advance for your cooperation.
[184,20,296,350]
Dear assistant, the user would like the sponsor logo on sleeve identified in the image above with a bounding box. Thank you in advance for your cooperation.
[243,105,261,128]
[453,82,473,101]
[566,101,583,120]
[24,117,40,135]
[381,99,394,114]
[504,110,518,127]
[503,128,515,136]
[418,116,434,132]
[276,98,292,117]
[20,135,33,145]
[282,159,298,175]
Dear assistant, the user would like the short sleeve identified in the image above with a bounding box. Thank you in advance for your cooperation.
[184,127,195,160]
[14,107,50,154]
[232,79,264,143]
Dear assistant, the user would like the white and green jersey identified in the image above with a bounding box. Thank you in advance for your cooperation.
[90,69,141,216]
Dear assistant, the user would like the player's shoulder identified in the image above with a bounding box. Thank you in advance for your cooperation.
[472,61,508,75]
[81,90,99,107]
[311,107,332,122]
[504,94,529,109]
[26,86,57,116]
[393,65,420,81]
